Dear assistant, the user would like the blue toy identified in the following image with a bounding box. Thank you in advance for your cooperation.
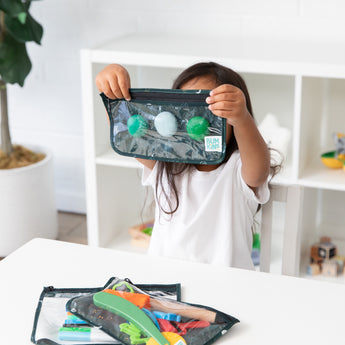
[154,111,178,137]
[153,311,182,322]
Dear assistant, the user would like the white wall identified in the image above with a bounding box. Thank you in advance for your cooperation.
[7,0,345,213]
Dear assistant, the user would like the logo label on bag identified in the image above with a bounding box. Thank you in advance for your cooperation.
[205,136,222,152]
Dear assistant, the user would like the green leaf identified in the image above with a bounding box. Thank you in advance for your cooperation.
[17,12,27,25]
[0,0,25,16]
[4,11,43,44]
[0,33,31,86]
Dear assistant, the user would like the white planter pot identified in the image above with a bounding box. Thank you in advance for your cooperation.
[0,146,58,256]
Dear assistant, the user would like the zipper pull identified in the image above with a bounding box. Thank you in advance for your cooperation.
[125,277,134,285]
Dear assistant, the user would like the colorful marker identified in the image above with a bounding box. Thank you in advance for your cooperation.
[64,318,89,325]
[58,327,116,342]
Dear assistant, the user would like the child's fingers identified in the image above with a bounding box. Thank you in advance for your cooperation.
[118,77,131,101]
[101,82,117,99]
[109,77,125,99]
[208,101,234,112]
[95,78,111,97]
[210,109,230,119]
[206,93,236,105]
[210,84,237,96]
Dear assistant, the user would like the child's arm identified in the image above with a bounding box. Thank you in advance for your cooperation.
[96,64,156,170]
[206,84,270,189]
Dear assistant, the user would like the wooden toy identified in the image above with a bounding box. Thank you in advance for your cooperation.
[322,260,338,277]
[320,236,332,244]
[333,255,345,273]
[318,242,336,260]
[150,297,216,323]
[307,263,321,276]
[310,237,337,266]
[310,245,323,265]
[128,221,153,248]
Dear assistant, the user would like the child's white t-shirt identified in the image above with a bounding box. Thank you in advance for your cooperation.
[141,151,270,270]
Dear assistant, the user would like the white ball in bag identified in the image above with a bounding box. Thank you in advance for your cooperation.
[154,111,178,137]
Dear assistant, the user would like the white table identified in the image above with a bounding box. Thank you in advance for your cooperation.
[0,238,344,344]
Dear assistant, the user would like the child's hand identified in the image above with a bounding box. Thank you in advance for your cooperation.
[206,84,251,126]
[95,64,131,100]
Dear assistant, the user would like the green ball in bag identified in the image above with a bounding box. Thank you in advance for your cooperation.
[127,115,148,137]
[186,116,209,141]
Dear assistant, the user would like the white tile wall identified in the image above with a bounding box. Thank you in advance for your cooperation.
[6,0,345,212]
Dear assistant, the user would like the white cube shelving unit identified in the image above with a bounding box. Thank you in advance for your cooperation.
[81,34,345,279]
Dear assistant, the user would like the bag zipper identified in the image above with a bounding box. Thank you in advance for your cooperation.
[129,88,210,103]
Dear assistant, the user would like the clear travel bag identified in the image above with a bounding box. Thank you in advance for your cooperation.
[101,89,226,165]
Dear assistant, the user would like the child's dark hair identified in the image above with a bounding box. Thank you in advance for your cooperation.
[155,62,280,216]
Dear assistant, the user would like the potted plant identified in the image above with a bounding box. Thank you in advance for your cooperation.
[0,0,57,256]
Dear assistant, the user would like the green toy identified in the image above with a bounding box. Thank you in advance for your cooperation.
[127,114,148,137]
[120,322,149,344]
[142,227,153,236]
[186,116,209,141]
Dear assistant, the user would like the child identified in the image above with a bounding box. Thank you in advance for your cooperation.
[96,62,273,270]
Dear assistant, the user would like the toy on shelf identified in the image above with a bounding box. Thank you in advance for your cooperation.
[310,245,323,267]
[318,241,337,261]
[128,221,154,248]
[320,132,345,170]
[307,263,321,276]
[308,236,343,277]
[333,255,345,273]
[322,260,338,277]
[311,236,336,262]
